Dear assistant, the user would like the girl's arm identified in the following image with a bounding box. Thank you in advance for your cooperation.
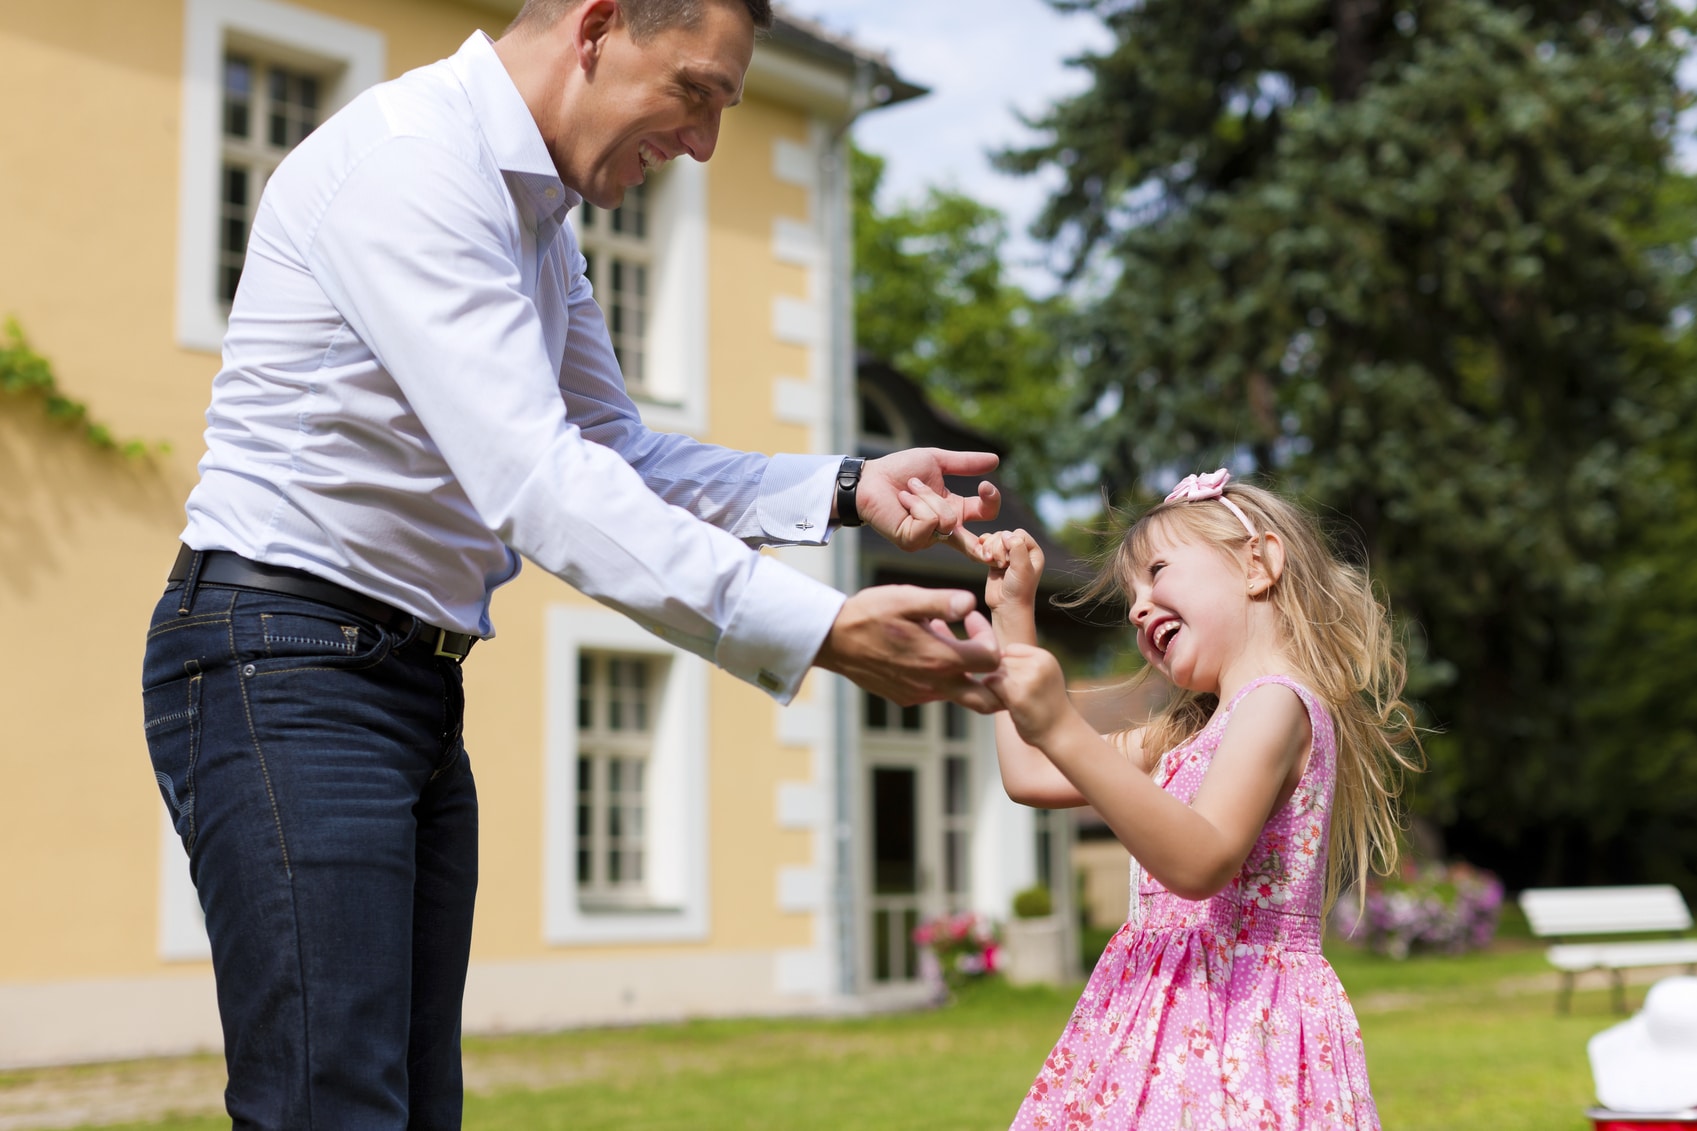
[980,530,1092,806]
[986,647,1311,900]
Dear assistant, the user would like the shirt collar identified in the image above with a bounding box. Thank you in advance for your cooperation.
[449,31,581,215]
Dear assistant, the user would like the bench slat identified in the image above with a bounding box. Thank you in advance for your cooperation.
[1545,940,1697,971]
[1519,885,1693,937]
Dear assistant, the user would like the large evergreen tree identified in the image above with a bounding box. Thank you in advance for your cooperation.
[1002,0,1693,886]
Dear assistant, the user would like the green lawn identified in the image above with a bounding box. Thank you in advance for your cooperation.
[23,938,1625,1131]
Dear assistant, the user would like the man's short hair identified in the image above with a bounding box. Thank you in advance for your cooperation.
[507,0,774,40]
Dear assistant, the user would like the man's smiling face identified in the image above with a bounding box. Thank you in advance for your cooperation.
[559,0,753,208]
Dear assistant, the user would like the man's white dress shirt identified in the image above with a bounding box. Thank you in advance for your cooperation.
[183,32,846,701]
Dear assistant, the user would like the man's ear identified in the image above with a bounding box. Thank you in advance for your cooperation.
[572,0,621,74]
[1247,531,1285,596]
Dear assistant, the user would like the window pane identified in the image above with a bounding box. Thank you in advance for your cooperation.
[267,66,320,150]
[945,829,967,894]
[944,702,968,740]
[865,693,888,730]
[944,755,969,816]
[901,908,920,980]
[577,755,592,793]
[873,909,892,982]
[223,165,249,208]
[222,56,252,139]
[612,182,647,237]
[900,704,923,731]
[1034,808,1053,889]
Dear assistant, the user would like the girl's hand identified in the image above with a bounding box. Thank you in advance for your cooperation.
[984,642,1076,749]
[984,529,1045,615]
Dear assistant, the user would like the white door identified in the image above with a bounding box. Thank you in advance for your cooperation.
[863,696,977,985]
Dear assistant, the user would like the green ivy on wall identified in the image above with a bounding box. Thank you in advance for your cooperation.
[0,318,166,457]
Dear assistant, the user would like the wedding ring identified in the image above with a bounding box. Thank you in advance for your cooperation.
[934,528,954,541]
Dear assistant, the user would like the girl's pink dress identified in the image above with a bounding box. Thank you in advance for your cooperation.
[1012,675,1379,1131]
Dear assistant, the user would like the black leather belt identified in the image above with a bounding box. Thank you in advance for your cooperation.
[167,544,476,661]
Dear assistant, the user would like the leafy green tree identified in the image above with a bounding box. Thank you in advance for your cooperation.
[852,147,1074,499]
[1002,0,1693,887]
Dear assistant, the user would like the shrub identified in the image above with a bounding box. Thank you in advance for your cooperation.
[1332,859,1504,960]
[1011,885,1053,919]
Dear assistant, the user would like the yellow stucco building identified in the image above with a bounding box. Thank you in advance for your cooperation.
[0,0,1074,1069]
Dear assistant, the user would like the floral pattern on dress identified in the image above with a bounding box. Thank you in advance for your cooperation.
[1011,676,1379,1131]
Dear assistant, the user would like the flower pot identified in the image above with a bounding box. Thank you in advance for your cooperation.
[1003,915,1067,987]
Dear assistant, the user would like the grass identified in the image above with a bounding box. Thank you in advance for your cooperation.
[16,936,1634,1131]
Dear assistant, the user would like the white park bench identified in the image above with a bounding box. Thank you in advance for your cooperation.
[1519,884,1697,1013]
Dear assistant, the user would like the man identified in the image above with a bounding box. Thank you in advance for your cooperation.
[141,0,1003,1127]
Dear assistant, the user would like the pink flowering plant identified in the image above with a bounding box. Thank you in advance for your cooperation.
[912,911,1000,994]
[1331,859,1503,960]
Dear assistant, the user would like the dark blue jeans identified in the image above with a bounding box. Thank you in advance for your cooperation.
[141,581,478,1130]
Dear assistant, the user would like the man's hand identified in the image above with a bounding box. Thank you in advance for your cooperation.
[814,585,1004,713]
[852,448,1001,559]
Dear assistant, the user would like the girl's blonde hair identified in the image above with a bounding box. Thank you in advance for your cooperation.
[1068,479,1422,912]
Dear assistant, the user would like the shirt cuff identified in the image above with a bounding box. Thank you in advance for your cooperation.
[757,454,840,546]
[714,554,846,704]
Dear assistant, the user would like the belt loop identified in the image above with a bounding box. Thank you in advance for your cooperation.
[176,549,205,617]
[394,614,422,651]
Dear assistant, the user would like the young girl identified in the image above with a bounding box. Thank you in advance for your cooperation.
[981,469,1419,1131]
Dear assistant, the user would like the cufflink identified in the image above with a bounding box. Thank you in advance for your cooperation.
[757,670,784,692]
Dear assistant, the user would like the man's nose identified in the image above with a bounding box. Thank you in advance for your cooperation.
[681,109,722,162]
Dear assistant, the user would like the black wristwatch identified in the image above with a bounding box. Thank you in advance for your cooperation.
[835,457,866,528]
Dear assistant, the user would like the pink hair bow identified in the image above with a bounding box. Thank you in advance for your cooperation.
[1165,469,1233,504]
[1164,468,1257,538]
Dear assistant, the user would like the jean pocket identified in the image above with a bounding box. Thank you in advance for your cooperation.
[259,611,366,659]
[143,674,202,852]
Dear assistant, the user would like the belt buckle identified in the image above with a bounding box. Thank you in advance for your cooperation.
[432,627,470,661]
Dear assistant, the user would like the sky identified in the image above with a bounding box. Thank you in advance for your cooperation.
[777,0,1113,293]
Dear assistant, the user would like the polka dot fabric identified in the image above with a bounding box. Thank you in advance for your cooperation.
[1011,676,1379,1131]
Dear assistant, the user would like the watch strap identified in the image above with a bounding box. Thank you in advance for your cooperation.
[835,457,866,528]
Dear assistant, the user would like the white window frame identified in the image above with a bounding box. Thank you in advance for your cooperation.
[574,651,660,909]
[568,161,709,435]
[544,605,709,945]
[175,0,385,353]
